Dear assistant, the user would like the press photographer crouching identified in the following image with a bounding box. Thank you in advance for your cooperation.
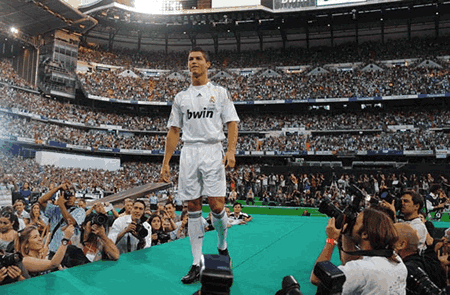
[310,207,407,294]
[79,212,120,262]
[108,200,152,254]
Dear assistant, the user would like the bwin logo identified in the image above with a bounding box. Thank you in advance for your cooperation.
[187,108,214,119]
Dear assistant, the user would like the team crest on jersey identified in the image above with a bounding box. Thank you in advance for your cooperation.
[210,96,215,103]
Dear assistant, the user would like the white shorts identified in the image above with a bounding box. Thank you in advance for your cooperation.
[178,142,226,201]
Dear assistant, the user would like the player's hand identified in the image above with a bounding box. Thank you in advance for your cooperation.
[160,164,171,183]
[222,150,236,169]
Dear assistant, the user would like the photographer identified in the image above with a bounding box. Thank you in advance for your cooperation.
[0,249,29,285]
[149,214,171,246]
[79,213,120,262]
[426,184,447,218]
[383,191,429,252]
[311,208,407,294]
[394,223,447,294]
[108,200,152,254]
[38,183,86,259]
[17,225,74,277]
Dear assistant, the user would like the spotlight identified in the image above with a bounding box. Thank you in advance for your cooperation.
[10,27,18,34]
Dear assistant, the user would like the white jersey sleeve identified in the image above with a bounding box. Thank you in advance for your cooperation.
[167,92,184,128]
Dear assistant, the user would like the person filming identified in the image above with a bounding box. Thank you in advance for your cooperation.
[311,208,407,294]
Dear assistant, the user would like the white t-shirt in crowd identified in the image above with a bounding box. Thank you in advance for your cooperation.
[403,217,428,252]
[338,255,407,295]
[167,82,240,143]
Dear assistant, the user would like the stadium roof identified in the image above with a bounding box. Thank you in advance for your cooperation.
[0,0,97,36]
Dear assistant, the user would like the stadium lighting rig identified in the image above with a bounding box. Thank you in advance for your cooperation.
[10,27,19,34]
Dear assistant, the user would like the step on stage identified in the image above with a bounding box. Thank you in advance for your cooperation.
[3,216,450,295]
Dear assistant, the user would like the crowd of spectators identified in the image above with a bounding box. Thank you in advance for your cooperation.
[3,84,450,133]
[0,60,37,91]
[2,111,449,152]
[78,37,450,69]
[77,63,450,102]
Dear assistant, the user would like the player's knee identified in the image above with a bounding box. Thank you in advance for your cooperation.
[209,197,225,213]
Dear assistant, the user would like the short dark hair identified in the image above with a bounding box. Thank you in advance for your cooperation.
[233,202,242,209]
[165,201,174,207]
[134,200,146,208]
[430,184,441,194]
[401,190,424,212]
[402,190,424,212]
[189,46,210,62]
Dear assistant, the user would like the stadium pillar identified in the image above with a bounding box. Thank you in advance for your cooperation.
[407,6,412,41]
[305,21,310,49]
[280,28,287,51]
[137,30,142,52]
[234,31,241,54]
[189,33,197,48]
[165,32,169,55]
[434,3,440,39]
[108,29,117,51]
[257,30,263,51]
[211,33,218,54]
[380,10,384,44]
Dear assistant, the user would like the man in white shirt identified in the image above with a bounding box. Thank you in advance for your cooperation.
[383,190,429,252]
[161,47,239,284]
[311,208,407,294]
[108,200,152,254]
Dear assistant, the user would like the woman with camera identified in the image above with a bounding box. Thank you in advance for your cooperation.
[0,211,19,252]
[149,214,171,246]
[15,224,74,277]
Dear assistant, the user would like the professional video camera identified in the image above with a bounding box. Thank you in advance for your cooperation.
[193,254,233,295]
[406,266,446,295]
[275,275,303,295]
[91,213,109,227]
[318,184,365,233]
[313,261,346,295]
[0,252,23,268]
[133,220,149,240]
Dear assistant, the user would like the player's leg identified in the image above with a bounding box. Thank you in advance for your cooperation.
[208,197,230,258]
[179,144,203,284]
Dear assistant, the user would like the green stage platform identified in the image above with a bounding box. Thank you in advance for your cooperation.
[2,215,450,295]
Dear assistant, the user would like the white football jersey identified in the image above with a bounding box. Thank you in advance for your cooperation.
[167,82,240,143]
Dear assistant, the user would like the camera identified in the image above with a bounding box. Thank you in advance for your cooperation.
[91,213,109,227]
[379,189,402,211]
[59,188,74,200]
[156,231,171,244]
[0,252,23,268]
[133,220,149,240]
[406,266,446,295]
[318,184,364,233]
[194,254,233,295]
[275,275,303,295]
[314,261,346,295]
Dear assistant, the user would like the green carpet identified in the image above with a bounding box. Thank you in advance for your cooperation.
[2,215,449,295]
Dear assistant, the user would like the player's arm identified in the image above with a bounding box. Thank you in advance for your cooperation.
[161,126,181,182]
[223,121,238,169]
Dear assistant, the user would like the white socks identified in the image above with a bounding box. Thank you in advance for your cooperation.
[188,210,204,266]
[212,209,228,251]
